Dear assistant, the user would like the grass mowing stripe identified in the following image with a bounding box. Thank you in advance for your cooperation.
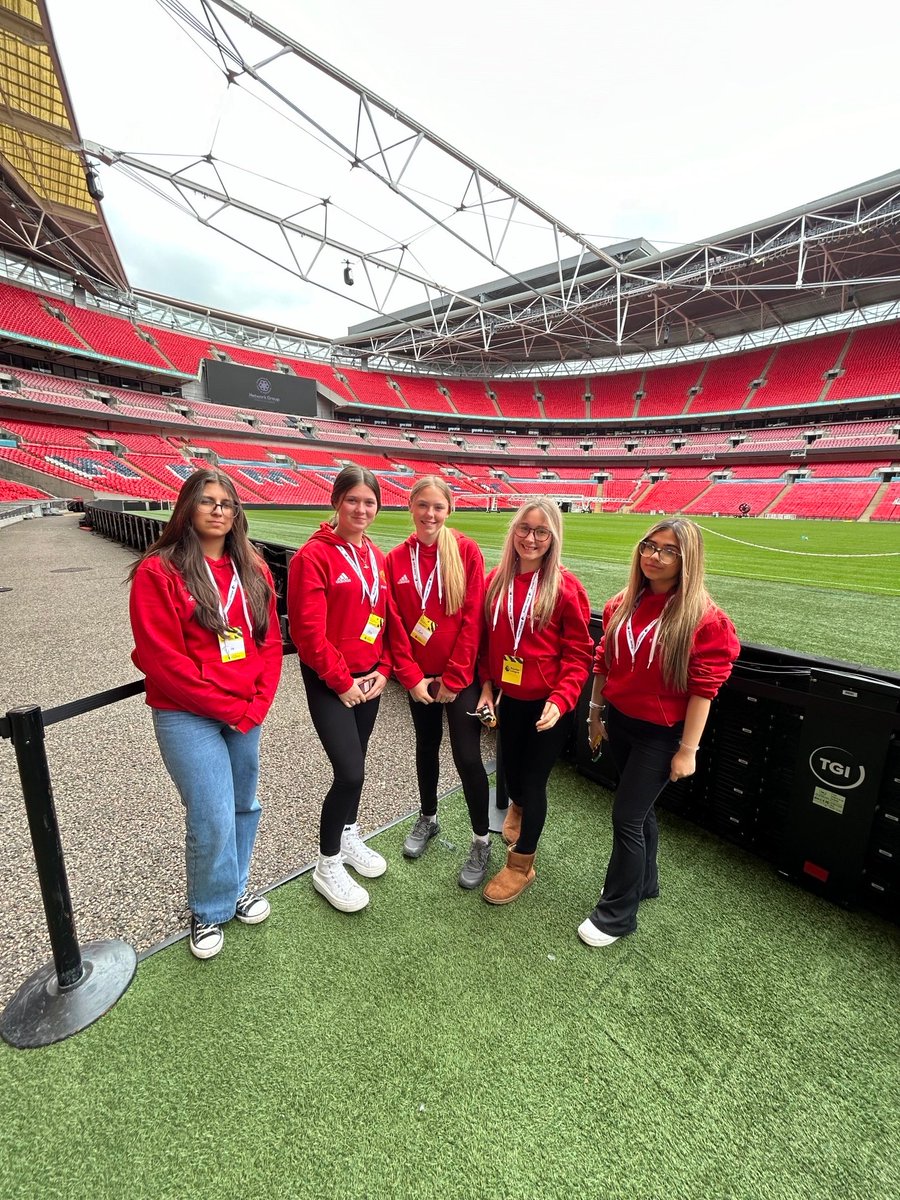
[143,509,899,668]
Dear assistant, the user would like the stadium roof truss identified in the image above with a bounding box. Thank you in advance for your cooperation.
[0,0,127,290]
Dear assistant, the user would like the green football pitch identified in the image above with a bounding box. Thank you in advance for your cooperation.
[240,509,900,672]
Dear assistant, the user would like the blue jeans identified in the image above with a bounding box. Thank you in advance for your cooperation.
[152,709,263,924]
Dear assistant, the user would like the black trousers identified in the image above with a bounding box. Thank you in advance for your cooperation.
[588,704,682,937]
[407,680,489,836]
[498,694,574,856]
[301,662,381,856]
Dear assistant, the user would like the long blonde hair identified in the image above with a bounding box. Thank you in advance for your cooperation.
[603,518,711,691]
[485,498,563,630]
[408,475,466,615]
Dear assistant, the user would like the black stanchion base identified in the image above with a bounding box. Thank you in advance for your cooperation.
[0,939,137,1049]
[488,785,508,835]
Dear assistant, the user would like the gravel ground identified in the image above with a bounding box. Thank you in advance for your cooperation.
[0,514,495,1006]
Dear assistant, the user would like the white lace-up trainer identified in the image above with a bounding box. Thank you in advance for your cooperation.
[313,853,369,913]
[341,823,387,878]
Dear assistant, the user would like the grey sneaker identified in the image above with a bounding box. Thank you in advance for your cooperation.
[458,838,492,889]
[403,814,440,859]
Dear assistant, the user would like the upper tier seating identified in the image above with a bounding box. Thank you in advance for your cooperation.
[748,334,847,409]
[443,381,498,417]
[636,363,703,418]
[686,350,772,415]
[591,371,641,419]
[827,325,900,402]
[0,282,88,350]
[53,300,173,369]
[490,379,540,420]
[538,377,588,420]
[391,376,453,414]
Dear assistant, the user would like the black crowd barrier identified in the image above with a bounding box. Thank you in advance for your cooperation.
[3,509,897,1047]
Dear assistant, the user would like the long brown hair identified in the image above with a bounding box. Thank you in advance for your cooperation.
[129,469,273,642]
[485,498,564,630]
[408,475,465,616]
[328,464,381,527]
[603,518,711,691]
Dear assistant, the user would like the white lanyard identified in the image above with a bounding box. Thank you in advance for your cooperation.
[410,542,442,612]
[205,561,253,636]
[492,570,540,655]
[336,542,379,608]
[620,593,662,667]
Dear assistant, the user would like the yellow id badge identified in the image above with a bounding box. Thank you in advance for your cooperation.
[218,628,246,662]
[360,613,383,644]
[410,614,436,646]
[501,655,524,686]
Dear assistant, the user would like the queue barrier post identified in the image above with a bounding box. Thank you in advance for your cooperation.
[0,705,136,1049]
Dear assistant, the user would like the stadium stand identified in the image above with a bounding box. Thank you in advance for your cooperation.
[869,483,900,521]
[827,325,900,401]
[489,379,540,420]
[0,282,88,350]
[443,380,498,417]
[686,482,786,516]
[591,371,641,419]
[538,377,589,420]
[748,333,847,409]
[686,350,772,415]
[0,479,50,500]
[768,482,881,519]
[636,363,703,418]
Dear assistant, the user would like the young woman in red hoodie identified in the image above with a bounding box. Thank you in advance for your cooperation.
[287,465,391,914]
[579,518,740,948]
[385,476,490,888]
[129,469,283,960]
[477,498,593,904]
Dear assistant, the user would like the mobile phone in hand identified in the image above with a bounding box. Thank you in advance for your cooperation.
[360,678,372,694]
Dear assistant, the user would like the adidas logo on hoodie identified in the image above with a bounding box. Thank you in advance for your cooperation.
[336,572,352,584]
[397,573,411,584]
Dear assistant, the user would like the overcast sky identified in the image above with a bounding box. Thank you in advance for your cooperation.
[47,0,898,340]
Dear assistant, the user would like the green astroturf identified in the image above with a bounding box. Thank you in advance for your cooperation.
[3,767,898,1200]
[240,510,900,671]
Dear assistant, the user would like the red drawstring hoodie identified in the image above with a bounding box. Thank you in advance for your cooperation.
[385,529,485,694]
[479,566,593,713]
[129,553,283,733]
[595,589,740,726]
[287,522,391,694]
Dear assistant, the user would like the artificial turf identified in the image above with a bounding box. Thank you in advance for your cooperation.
[3,765,898,1200]
[241,509,900,671]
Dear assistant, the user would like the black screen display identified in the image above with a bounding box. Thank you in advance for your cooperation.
[204,360,318,417]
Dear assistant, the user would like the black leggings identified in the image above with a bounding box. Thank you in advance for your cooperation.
[301,661,381,856]
[407,680,489,836]
[589,705,682,937]
[498,694,574,856]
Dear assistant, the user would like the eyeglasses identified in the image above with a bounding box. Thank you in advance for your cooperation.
[639,539,680,563]
[197,497,236,514]
[515,522,552,544]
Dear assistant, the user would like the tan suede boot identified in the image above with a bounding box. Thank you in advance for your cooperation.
[501,802,523,846]
[483,850,536,905]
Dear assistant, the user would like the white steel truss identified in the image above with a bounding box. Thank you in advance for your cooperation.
[78,1,900,372]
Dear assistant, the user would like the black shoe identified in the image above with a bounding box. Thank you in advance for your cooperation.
[234,889,271,924]
[190,916,224,959]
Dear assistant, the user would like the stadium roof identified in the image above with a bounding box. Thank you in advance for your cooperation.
[0,0,126,290]
[341,173,900,371]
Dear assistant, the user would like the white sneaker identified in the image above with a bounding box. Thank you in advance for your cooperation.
[313,853,369,913]
[341,823,387,878]
[577,916,620,948]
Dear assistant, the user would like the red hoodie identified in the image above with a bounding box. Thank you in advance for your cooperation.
[479,566,593,714]
[385,529,485,693]
[287,523,391,694]
[130,553,283,733]
[595,589,740,726]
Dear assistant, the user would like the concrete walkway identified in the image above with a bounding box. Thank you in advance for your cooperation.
[0,515,493,1004]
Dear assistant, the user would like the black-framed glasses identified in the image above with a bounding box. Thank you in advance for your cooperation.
[515,522,552,544]
[197,497,237,514]
[639,539,680,563]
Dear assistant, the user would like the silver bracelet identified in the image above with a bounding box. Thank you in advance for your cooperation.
[588,701,606,711]
[679,740,699,752]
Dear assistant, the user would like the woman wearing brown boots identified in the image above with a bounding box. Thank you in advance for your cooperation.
[476,499,592,904]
